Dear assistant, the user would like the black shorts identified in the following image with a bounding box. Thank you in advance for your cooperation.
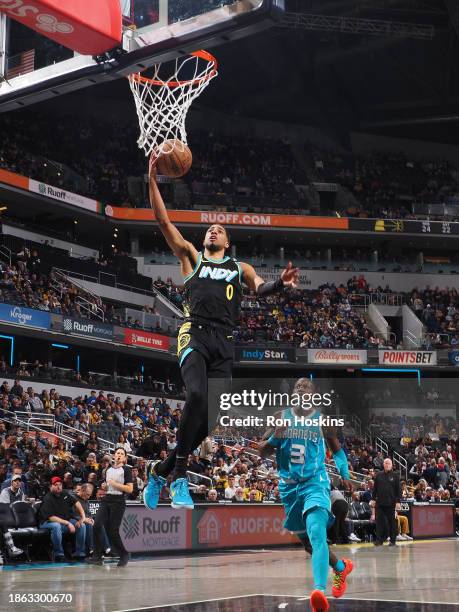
[177,321,234,377]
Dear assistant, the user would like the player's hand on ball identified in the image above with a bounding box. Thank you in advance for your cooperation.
[281,261,299,288]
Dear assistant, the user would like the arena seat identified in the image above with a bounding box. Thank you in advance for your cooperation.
[347,501,374,541]
[0,503,16,530]
[10,502,51,561]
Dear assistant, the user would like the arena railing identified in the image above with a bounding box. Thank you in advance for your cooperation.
[0,244,12,265]
[363,427,374,446]
[350,293,404,308]
[350,414,362,437]
[52,268,105,321]
[116,307,181,333]
[324,461,367,487]
[393,450,408,480]
[53,267,157,299]
[0,410,75,448]
[375,436,389,457]
[54,421,116,453]
[2,409,55,432]
[404,329,420,349]
[186,471,214,487]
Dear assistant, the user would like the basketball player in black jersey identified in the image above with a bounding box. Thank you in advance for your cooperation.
[143,163,299,510]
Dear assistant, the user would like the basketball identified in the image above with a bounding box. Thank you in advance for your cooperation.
[156,139,193,178]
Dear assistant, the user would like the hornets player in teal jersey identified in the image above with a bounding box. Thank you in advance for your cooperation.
[143,159,299,510]
[259,378,354,612]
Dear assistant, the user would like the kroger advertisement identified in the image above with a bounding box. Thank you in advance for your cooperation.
[0,304,51,329]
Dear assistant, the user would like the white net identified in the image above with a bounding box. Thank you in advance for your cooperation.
[128,51,218,160]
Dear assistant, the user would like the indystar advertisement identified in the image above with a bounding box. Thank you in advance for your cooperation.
[63,317,114,340]
[29,178,102,213]
[307,349,368,365]
[0,303,51,329]
[378,350,437,366]
[235,346,296,363]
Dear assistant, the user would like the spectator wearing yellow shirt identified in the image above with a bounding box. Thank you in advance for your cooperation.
[88,406,102,426]
[83,453,99,481]
[238,475,250,500]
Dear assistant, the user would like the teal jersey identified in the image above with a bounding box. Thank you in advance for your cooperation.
[268,408,329,484]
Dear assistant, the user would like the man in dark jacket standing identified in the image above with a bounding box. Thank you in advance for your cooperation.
[373,458,401,546]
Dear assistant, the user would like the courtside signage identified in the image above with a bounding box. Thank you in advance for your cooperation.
[192,506,297,548]
[378,350,437,365]
[235,347,296,363]
[0,304,51,329]
[124,328,170,351]
[63,318,114,340]
[89,504,186,552]
[411,504,455,537]
[105,206,348,230]
[121,507,186,552]
[308,349,368,365]
[29,178,102,213]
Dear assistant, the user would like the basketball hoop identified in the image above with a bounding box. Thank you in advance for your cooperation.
[128,50,218,160]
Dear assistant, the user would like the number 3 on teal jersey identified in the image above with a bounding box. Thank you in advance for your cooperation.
[290,443,305,464]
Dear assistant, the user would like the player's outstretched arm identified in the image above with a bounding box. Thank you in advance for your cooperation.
[149,157,199,263]
[240,261,299,294]
[325,433,353,491]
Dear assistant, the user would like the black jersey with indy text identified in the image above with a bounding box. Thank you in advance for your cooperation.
[183,252,243,329]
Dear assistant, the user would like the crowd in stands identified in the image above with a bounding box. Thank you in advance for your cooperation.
[5,237,459,350]
[154,273,395,348]
[184,131,306,211]
[0,243,178,337]
[0,256,91,317]
[0,374,458,561]
[411,287,459,348]
[309,145,459,219]
[237,283,390,348]
[352,426,459,505]
[149,273,459,349]
[1,109,458,219]
[0,112,141,205]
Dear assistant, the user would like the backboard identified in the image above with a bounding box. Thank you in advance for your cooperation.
[0,0,284,112]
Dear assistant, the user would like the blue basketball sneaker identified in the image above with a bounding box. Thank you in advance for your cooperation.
[143,461,166,510]
[170,478,194,509]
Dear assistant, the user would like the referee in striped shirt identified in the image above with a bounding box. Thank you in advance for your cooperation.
[88,448,133,566]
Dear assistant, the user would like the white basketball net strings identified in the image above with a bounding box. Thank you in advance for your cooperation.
[129,54,218,160]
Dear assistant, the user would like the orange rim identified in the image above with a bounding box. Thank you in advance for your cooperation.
[128,50,218,88]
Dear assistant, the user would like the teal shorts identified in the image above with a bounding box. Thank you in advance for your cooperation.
[279,476,334,534]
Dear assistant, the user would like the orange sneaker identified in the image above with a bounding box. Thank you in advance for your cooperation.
[332,558,354,598]
[310,589,329,611]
